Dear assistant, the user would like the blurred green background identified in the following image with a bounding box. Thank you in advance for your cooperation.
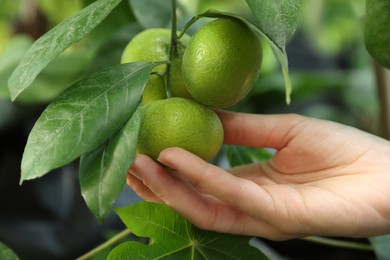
[0,0,388,259]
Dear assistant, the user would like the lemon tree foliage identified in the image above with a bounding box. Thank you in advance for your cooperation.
[7,0,122,101]
[369,235,390,260]
[0,35,93,103]
[79,107,142,222]
[20,62,157,184]
[364,0,390,69]
[245,0,300,104]
[0,242,19,260]
[7,0,302,257]
[129,0,171,29]
[246,0,300,103]
[108,202,268,260]
[226,146,273,168]
[246,0,300,49]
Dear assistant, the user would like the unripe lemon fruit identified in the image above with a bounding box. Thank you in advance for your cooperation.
[121,29,191,101]
[141,74,167,105]
[182,18,262,108]
[121,28,170,74]
[138,97,224,161]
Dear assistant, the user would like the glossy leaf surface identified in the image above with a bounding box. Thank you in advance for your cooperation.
[108,202,267,259]
[246,0,300,49]
[20,62,156,184]
[79,107,142,222]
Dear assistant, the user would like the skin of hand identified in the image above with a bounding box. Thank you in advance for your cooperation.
[127,110,390,240]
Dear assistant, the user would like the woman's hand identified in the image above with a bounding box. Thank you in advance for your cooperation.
[127,111,390,240]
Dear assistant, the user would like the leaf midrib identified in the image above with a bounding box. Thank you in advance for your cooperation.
[24,64,151,175]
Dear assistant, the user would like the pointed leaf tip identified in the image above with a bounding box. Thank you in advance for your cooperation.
[7,0,122,100]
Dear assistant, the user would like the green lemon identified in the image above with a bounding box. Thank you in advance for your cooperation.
[141,74,167,105]
[169,53,192,98]
[364,0,390,69]
[182,18,263,108]
[121,28,170,75]
[138,97,224,161]
[121,28,191,99]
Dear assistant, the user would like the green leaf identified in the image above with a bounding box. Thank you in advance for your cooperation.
[369,235,390,260]
[364,0,390,69]
[0,242,19,260]
[20,62,157,184]
[225,146,254,167]
[0,36,93,103]
[17,50,93,104]
[245,0,300,103]
[7,0,122,101]
[79,106,142,222]
[225,145,273,168]
[246,0,300,49]
[108,202,267,259]
[129,0,171,28]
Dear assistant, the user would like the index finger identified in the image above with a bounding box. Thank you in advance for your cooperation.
[158,147,275,218]
[216,110,307,150]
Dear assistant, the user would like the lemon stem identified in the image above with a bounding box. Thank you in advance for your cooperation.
[76,229,132,260]
[300,236,374,251]
[165,0,178,98]
[373,60,390,139]
[179,15,200,39]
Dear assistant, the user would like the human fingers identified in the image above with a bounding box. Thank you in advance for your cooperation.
[216,110,307,149]
[129,154,221,223]
[127,169,163,203]
[131,154,294,239]
[157,147,275,220]
[131,155,285,239]
[229,163,276,185]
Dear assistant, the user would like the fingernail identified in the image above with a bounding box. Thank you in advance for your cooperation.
[129,169,142,181]
[156,157,175,172]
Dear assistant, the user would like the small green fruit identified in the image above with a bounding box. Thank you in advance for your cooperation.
[182,18,262,108]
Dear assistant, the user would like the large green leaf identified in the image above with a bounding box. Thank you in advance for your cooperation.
[0,242,19,260]
[79,106,142,222]
[246,0,300,49]
[20,62,156,184]
[15,50,93,104]
[129,0,171,28]
[0,36,93,104]
[245,0,299,104]
[108,202,267,259]
[369,235,390,260]
[7,0,122,101]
